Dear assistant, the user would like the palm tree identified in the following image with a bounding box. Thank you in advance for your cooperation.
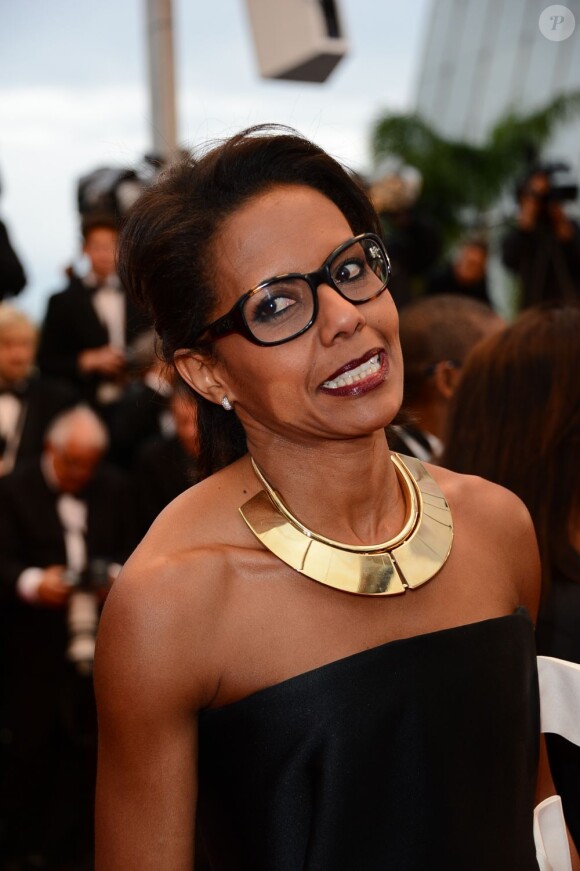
[371,91,580,242]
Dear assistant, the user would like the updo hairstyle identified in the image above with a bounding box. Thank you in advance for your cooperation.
[118,125,380,477]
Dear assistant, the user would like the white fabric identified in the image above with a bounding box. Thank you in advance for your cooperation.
[389,425,443,462]
[538,655,580,746]
[92,283,125,349]
[56,493,87,575]
[107,562,122,580]
[143,370,175,436]
[160,408,176,438]
[533,655,580,870]
[96,381,123,405]
[0,393,20,439]
[0,393,23,474]
[92,282,125,405]
[534,796,572,871]
[67,590,99,672]
[144,369,173,397]
[16,567,44,603]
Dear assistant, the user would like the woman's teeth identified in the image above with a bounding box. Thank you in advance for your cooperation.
[322,354,381,389]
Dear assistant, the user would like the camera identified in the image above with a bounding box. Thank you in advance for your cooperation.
[77,153,165,220]
[64,559,112,676]
[520,161,579,205]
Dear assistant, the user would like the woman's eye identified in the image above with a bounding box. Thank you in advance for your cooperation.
[334,258,365,284]
[253,294,296,322]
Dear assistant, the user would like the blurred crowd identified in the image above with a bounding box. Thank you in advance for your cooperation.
[380,159,580,849]
[0,154,578,869]
[368,160,580,311]
[0,213,201,870]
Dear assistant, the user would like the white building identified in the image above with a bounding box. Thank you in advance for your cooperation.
[414,0,580,313]
[415,0,580,174]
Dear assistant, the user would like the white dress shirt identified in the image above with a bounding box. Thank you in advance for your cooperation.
[0,392,24,475]
[16,454,87,602]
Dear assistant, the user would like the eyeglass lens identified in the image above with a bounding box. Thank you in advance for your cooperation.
[243,236,388,344]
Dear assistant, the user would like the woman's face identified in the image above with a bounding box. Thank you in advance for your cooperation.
[205,184,403,445]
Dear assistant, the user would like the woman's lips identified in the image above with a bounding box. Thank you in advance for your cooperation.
[319,350,388,396]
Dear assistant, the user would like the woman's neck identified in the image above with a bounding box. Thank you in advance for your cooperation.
[244,429,406,547]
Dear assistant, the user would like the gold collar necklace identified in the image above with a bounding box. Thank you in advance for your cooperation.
[239,453,453,596]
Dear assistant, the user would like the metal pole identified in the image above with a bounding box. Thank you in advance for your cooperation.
[145,0,178,160]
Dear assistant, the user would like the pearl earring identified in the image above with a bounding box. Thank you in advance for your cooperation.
[221,396,233,412]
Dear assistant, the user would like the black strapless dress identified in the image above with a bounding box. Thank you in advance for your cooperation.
[197,610,539,870]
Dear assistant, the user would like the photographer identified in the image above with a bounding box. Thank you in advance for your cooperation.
[501,163,580,308]
[0,405,134,869]
[37,213,151,414]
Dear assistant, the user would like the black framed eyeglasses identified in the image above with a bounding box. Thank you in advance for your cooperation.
[193,232,392,347]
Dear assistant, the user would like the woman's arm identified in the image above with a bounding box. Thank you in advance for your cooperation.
[94,560,209,870]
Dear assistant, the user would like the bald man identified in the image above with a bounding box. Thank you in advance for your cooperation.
[0,405,135,869]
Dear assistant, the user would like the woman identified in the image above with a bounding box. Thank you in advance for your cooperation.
[95,127,553,870]
[441,302,580,851]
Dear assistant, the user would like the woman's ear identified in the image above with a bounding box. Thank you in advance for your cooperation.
[432,360,462,401]
[174,350,229,406]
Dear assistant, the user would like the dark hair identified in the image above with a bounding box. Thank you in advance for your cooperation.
[398,295,502,404]
[441,303,580,595]
[118,125,380,478]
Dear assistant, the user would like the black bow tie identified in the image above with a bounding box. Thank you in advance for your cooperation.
[86,279,120,296]
[0,381,29,399]
[86,281,104,297]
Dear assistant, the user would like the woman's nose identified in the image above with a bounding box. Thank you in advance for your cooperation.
[315,282,366,345]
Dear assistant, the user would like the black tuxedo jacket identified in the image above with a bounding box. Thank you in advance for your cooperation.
[133,435,197,536]
[109,381,170,469]
[0,458,136,682]
[37,274,150,399]
[10,373,78,468]
[0,456,135,598]
[0,458,134,860]
[0,457,135,799]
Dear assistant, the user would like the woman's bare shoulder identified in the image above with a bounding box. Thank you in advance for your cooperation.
[426,463,541,617]
[427,463,528,521]
[139,455,257,553]
[95,544,227,713]
[103,461,256,620]
[95,459,257,710]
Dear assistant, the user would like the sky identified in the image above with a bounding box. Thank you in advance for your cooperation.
[0,0,430,321]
